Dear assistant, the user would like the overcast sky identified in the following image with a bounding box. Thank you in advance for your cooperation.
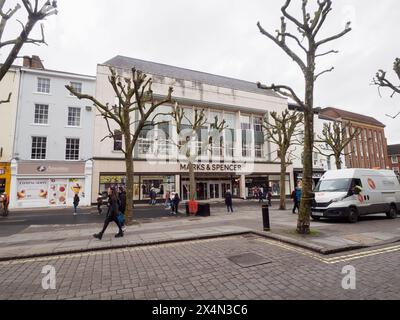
[1,0,399,143]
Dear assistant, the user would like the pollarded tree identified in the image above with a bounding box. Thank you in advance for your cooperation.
[0,0,58,102]
[66,67,173,222]
[264,110,303,210]
[373,58,400,119]
[171,105,226,202]
[315,121,360,169]
[256,0,352,234]
[374,58,400,98]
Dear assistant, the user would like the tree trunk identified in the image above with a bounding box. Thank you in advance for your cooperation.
[124,148,134,223]
[189,161,196,201]
[279,157,287,210]
[297,71,315,235]
[335,155,342,170]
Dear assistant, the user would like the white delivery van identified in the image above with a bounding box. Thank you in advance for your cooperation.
[311,169,400,223]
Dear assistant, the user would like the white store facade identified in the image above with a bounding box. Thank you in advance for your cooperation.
[8,57,96,209]
[91,56,294,203]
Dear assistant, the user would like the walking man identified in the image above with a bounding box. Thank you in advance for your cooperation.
[73,193,80,216]
[171,193,180,215]
[93,187,124,240]
[225,189,233,213]
[267,189,272,207]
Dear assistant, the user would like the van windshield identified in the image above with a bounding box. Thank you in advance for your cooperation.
[315,179,352,193]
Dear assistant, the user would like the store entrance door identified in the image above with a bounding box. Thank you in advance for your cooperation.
[209,182,220,200]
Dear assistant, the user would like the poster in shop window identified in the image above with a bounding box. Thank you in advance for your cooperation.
[68,178,85,198]
[48,179,68,206]
[17,179,49,201]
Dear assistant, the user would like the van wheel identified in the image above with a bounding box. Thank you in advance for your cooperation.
[386,205,397,219]
[348,208,359,223]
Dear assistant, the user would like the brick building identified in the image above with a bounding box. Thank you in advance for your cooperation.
[388,144,400,175]
[319,107,389,170]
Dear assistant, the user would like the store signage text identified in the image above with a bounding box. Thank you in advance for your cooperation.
[180,163,243,172]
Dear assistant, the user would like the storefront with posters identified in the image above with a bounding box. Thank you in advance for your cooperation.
[9,160,93,209]
[0,163,11,195]
[93,159,294,204]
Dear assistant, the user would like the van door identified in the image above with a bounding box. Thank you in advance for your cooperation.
[351,178,369,215]
[362,175,384,214]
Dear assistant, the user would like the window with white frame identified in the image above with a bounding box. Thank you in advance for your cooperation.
[241,115,252,157]
[113,131,123,151]
[67,107,81,127]
[65,138,80,160]
[313,152,319,165]
[224,113,236,158]
[70,82,82,95]
[255,143,264,158]
[37,78,50,93]
[34,104,49,124]
[31,137,47,160]
[391,156,398,164]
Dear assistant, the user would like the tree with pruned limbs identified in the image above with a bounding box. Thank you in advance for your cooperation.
[256,0,352,234]
[0,0,57,103]
[264,110,303,210]
[66,67,173,222]
[373,58,400,119]
[171,105,226,202]
[315,121,360,170]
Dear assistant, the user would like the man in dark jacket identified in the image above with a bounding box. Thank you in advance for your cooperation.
[93,187,124,240]
[172,193,180,215]
[225,190,233,213]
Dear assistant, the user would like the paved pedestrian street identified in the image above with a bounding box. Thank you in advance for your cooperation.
[0,234,399,300]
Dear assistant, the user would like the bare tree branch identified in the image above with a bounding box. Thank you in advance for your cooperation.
[314,67,334,81]
[373,58,400,98]
[315,50,339,58]
[0,0,58,81]
[0,92,11,104]
[257,82,305,108]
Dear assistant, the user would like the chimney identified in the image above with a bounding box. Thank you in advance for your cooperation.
[22,55,45,69]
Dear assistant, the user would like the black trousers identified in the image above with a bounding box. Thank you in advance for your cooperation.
[293,201,300,213]
[100,215,123,235]
[226,204,233,212]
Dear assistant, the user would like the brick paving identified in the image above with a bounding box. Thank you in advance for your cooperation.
[0,235,399,300]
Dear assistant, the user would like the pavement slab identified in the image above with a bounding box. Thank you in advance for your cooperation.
[0,203,399,260]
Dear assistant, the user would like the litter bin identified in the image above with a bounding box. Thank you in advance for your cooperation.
[197,203,211,217]
[262,205,270,231]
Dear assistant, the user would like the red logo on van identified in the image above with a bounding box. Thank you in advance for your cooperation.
[358,194,364,203]
[368,179,376,190]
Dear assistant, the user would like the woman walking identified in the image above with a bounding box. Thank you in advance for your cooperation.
[73,193,80,216]
[93,187,124,240]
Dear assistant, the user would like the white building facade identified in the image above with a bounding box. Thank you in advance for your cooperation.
[91,56,294,204]
[9,58,96,209]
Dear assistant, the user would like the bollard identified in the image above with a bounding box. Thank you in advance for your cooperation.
[262,205,270,231]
